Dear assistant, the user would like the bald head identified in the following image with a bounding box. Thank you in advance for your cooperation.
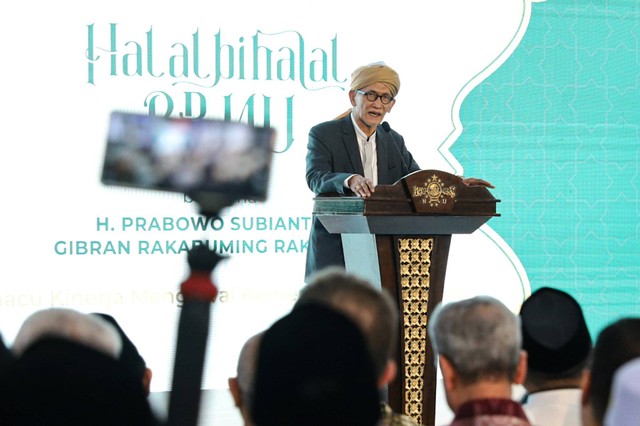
[12,308,122,359]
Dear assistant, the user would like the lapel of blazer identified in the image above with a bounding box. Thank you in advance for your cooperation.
[341,116,364,176]
[376,125,390,184]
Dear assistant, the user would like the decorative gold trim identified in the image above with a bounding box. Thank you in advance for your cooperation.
[398,237,432,425]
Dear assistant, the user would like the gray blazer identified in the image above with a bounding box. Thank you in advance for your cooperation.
[304,115,420,281]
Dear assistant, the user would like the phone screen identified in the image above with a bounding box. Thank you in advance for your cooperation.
[101,111,275,201]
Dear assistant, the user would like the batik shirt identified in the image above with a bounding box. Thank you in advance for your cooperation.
[450,398,532,426]
[379,403,419,426]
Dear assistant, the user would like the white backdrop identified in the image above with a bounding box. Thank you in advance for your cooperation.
[0,0,534,394]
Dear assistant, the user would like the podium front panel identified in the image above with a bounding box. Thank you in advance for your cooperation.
[342,233,451,426]
[318,170,498,426]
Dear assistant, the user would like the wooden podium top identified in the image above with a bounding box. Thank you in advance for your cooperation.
[313,170,500,235]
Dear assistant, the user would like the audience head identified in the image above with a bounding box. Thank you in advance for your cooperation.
[12,307,122,358]
[428,296,526,411]
[582,317,640,426]
[295,267,398,383]
[0,308,157,425]
[251,303,380,426]
[603,357,640,426]
[519,287,592,390]
[229,331,263,426]
[93,313,153,396]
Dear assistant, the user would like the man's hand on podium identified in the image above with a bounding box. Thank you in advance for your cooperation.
[462,177,495,188]
[348,174,375,198]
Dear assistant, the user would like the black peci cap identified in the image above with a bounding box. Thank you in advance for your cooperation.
[520,287,592,374]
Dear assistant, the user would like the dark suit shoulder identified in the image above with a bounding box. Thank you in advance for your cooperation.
[310,116,352,135]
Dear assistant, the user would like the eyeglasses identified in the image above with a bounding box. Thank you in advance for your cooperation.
[355,90,394,105]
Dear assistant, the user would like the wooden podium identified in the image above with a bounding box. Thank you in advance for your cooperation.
[312,170,499,426]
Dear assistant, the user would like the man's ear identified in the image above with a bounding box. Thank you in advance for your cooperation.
[439,356,458,393]
[514,350,528,385]
[378,360,398,388]
[349,90,357,106]
[228,377,242,408]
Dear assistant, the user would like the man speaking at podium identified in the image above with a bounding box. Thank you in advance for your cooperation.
[304,62,494,282]
[304,62,421,281]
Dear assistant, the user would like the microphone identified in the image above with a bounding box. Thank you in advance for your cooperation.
[381,121,409,176]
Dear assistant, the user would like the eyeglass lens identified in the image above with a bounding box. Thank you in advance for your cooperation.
[358,90,393,104]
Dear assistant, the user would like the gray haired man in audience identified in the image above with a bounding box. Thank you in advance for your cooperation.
[428,295,531,426]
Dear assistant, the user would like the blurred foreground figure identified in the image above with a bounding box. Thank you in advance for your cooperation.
[581,318,640,426]
[603,357,640,426]
[94,312,154,396]
[296,267,418,426]
[0,308,158,426]
[251,303,381,426]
